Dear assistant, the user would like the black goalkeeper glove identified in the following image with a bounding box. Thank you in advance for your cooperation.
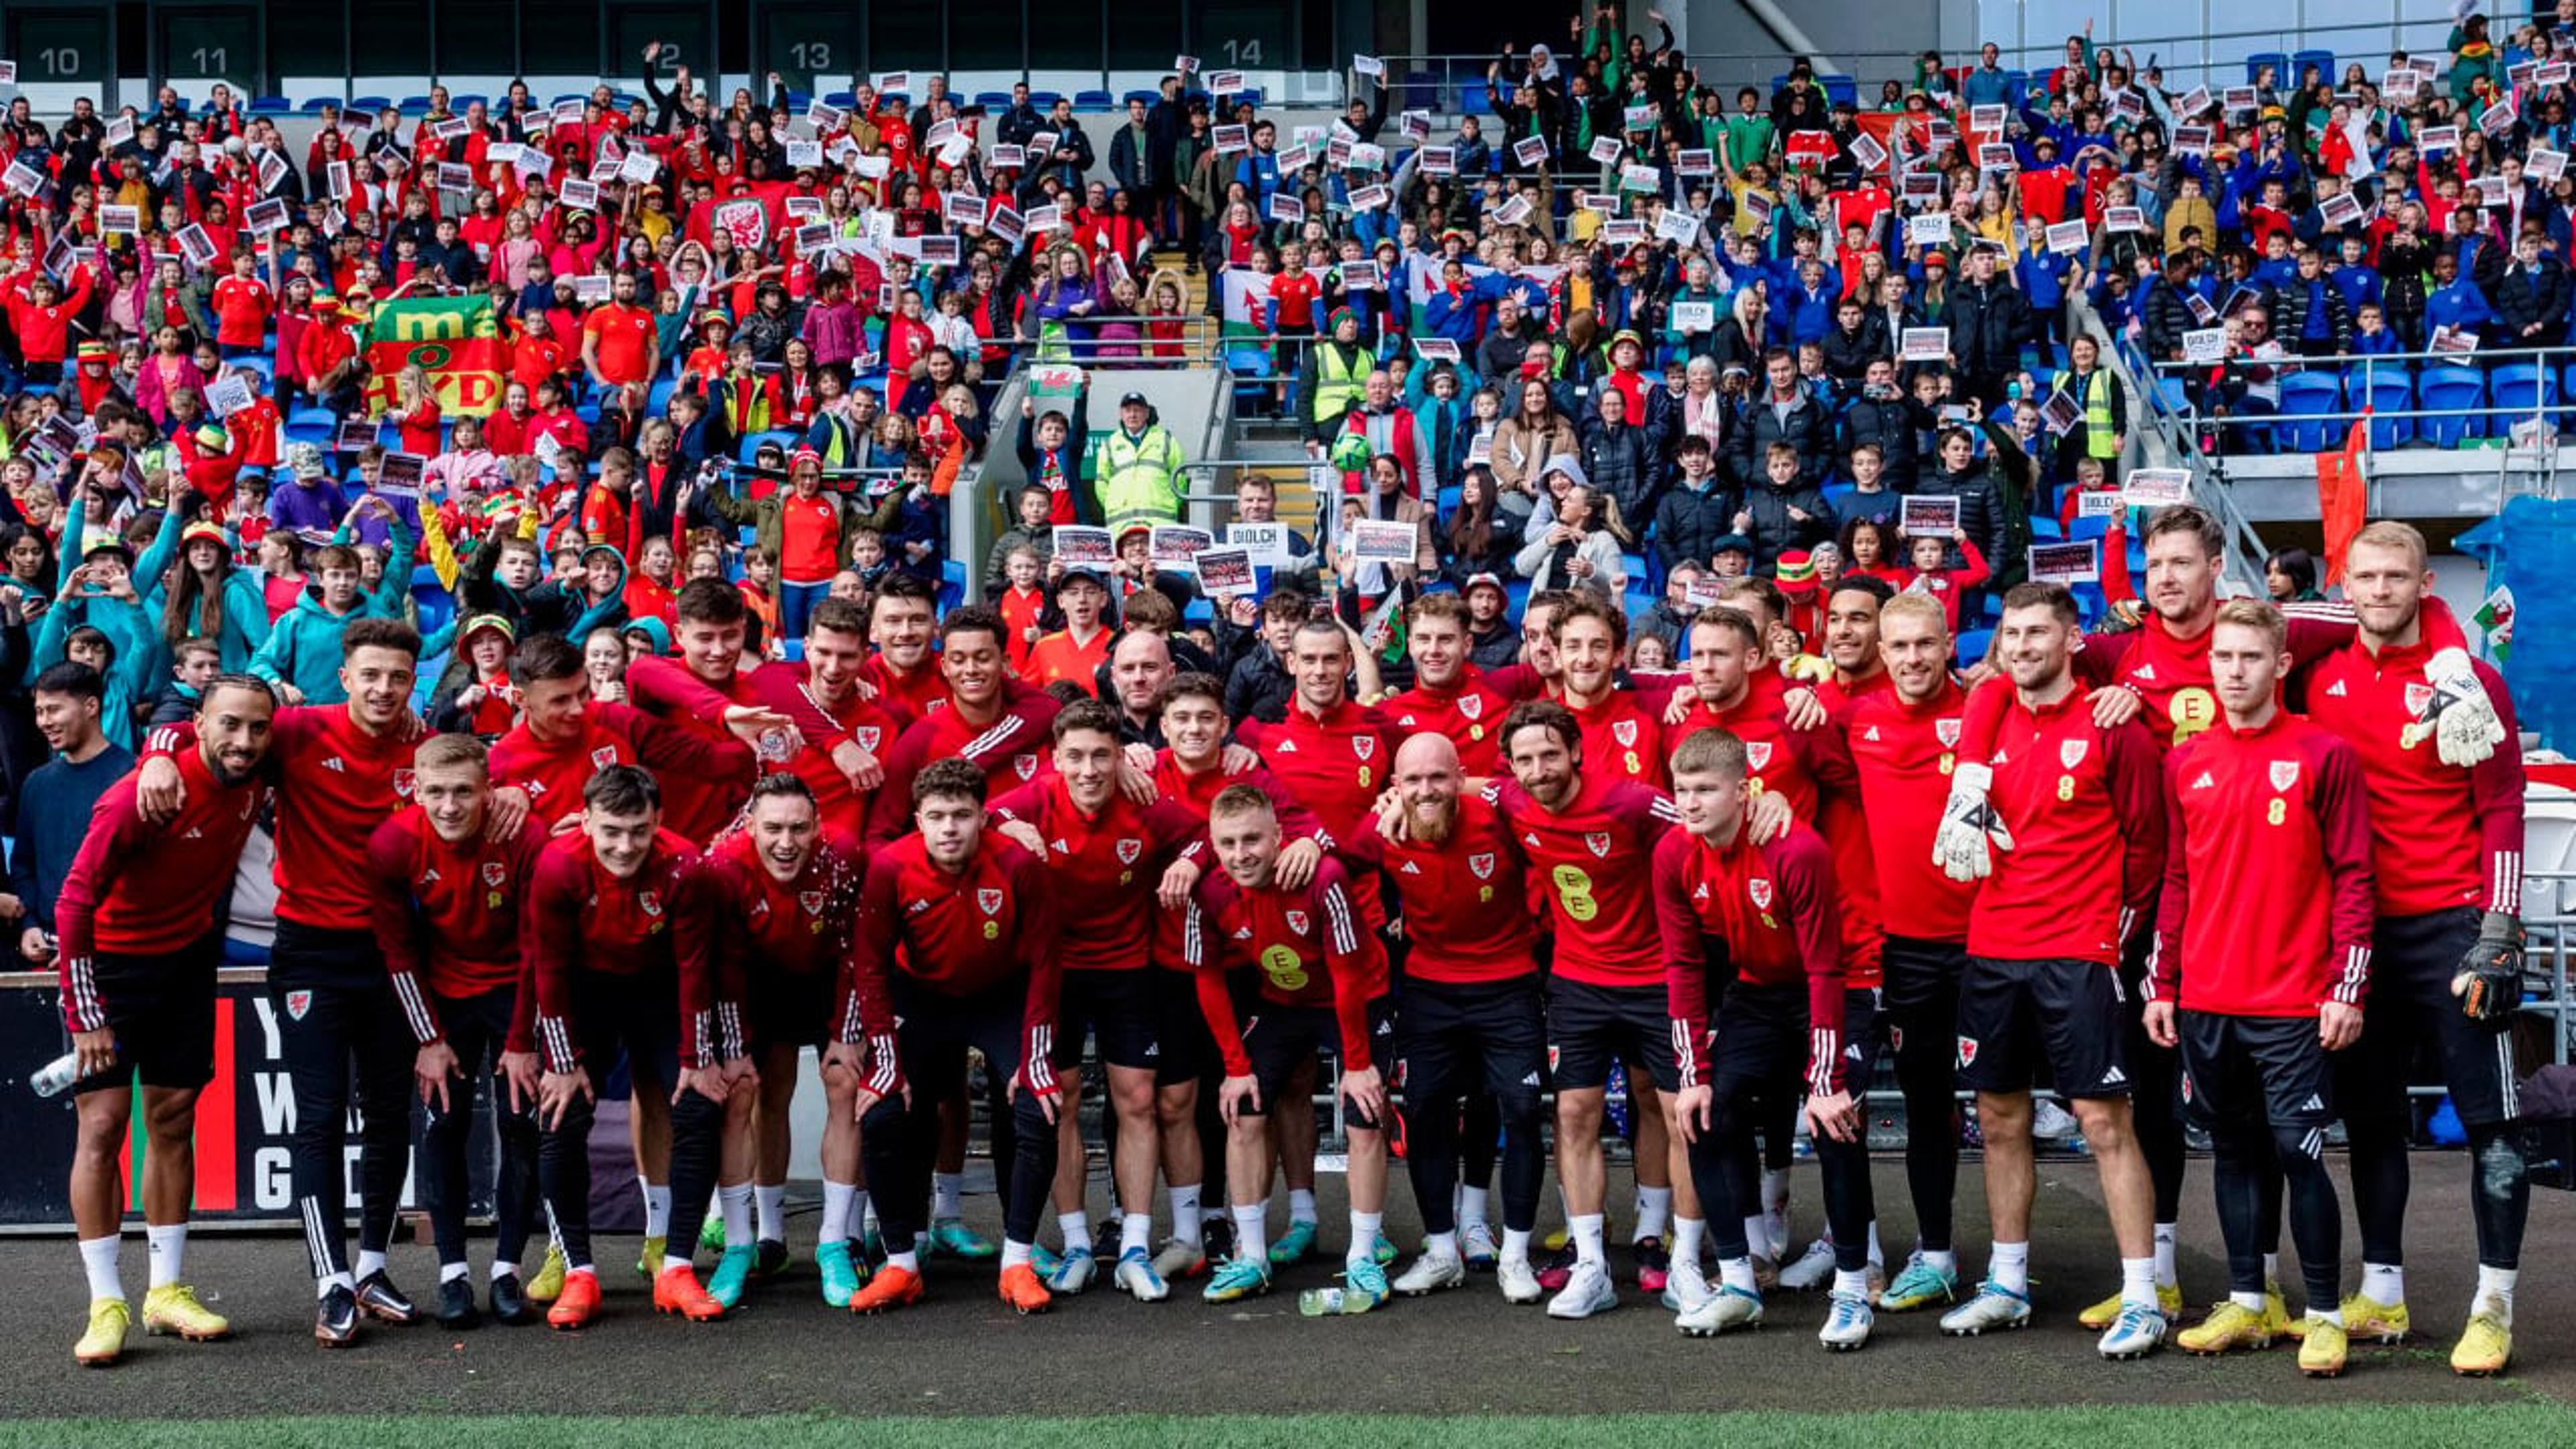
[2451,910,2526,1026]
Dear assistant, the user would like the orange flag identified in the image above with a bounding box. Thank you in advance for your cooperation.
[2316,419,2369,585]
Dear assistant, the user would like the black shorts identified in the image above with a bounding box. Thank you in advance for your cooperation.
[1881,935,1966,1065]
[1237,998,1395,1127]
[2336,908,2523,1128]
[1052,967,1165,1073]
[1956,955,2129,1098]
[1548,978,1680,1093]
[1707,981,1813,1101]
[1841,983,1884,1084]
[748,968,835,1053]
[891,977,1038,1096]
[72,937,223,1094]
[1397,976,1547,1106]
[2177,1010,2335,1145]
[1152,967,1216,1086]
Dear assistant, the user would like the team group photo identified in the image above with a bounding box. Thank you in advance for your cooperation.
[1,1,2573,1445]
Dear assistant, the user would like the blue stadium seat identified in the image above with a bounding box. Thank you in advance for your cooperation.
[396,95,433,114]
[1401,71,1441,113]
[973,91,1012,111]
[1029,91,1063,109]
[250,96,291,115]
[1821,482,1856,512]
[300,97,345,114]
[1820,75,1858,108]
[825,90,858,109]
[351,95,392,113]
[1954,629,1993,667]
[2489,361,2559,436]
[1183,598,1213,625]
[2000,70,2031,103]
[1437,484,1460,516]
[2418,365,2485,447]
[786,90,811,111]
[1457,80,1492,115]
[938,559,967,613]
[2290,50,2336,87]
[2245,52,2290,85]
[1122,90,1158,109]
[2275,371,2343,453]
[2345,365,2414,449]
[451,95,487,112]
[738,429,798,465]
[1073,90,1114,113]
[288,405,337,431]
[2153,377,2191,415]
[2069,515,2112,542]
[1505,580,1530,622]
[2029,516,2064,540]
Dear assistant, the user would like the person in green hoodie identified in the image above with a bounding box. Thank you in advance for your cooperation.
[248,499,415,704]
[137,513,272,674]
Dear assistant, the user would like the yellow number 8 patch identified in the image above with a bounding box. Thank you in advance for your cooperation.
[1552,864,1599,922]
[2266,798,2287,826]
[1258,944,1309,991]
[2056,775,2076,802]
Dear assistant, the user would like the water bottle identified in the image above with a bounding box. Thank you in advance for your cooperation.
[30,1051,80,1098]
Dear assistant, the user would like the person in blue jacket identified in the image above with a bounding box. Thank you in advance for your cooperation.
[136,512,272,674]
[2424,248,2500,342]
[249,499,415,704]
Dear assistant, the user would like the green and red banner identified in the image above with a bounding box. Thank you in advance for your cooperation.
[362,294,506,418]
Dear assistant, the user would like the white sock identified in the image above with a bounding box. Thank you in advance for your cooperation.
[642,1180,672,1239]
[1673,1216,1707,1266]
[1570,1212,1606,1267]
[1990,1241,2030,1295]
[1923,1246,1957,1274]
[2261,1250,2281,1285]
[2310,1304,2345,1326]
[1760,1168,1790,1214]
[1168,1184,1203,1245]
[1865,1221,1884,1267]
[1719,1255,1757,1293]
[2231,1289,2265,1312]
[354,1249,386,1282]
[821,1180,859,1244]
[1231,1203,1268,1264]
[1833,1267,1872,1297]
[885,1249,920,1273]
[1459,1184,1490,1226]
[755,1184,786,1243]
[1288,1188,1318,1226]
[2361,1261,2405,1306]
[2153,1222,2178,1289]
[1426,1230,1460,1260]
[1634,1185,1672,1242]
[146,1224,186,1290]
[1743,1214,1772,1261]
[2121,1255,2156,1308]
[1059,1210,1093,1254]
[718,1183,755,1248]
[441,1260,471,1284]
[1348,1210,1384,1269]
[2477,1265,2519,1328]
[490,1260,518,1283]
[1000,1238,1033,1269]
[1121,1212,1152,1257]
[318,1271,354,1299]
[80,1236,122,1303]
[932,1172,964,1222]
[1502,1227,1532,1265]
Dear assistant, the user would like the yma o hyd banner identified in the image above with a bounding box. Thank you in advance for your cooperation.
[362,294,506,418]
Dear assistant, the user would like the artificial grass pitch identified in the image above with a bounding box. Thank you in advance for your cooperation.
[5,1404,2572,1449]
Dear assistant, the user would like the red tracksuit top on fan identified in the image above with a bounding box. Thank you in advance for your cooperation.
[148,704,423,933]
[489,699,755,835]
[1838,680,1979,945]
[1491,772,1680,987]
[368,805,546,1045]
[1379,668,1516,777]
[2304,634,2526,919]
[1967,687,2166,965]
[527,829,712,1071]
[1235,698,1404,925]
[1344,794,1539,985]
[2149,712,2377,1016]
[837,834,1061,1099]
[54,749,268,1032]
[991,773,1205,972]
[1653,823,1845,1095]
[1184,857,1387,1076]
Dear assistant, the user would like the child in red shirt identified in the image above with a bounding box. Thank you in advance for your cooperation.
[1903,527,1990,631]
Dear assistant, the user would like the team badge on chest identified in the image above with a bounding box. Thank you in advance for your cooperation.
[2059,739,2089,769]
[2269,760,2300,792]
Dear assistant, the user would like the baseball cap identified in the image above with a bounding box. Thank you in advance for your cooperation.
[1057,566,1111,594]
[1119,390,1150,407]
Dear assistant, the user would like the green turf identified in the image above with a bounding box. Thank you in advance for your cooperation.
[5,1405,2572,1449]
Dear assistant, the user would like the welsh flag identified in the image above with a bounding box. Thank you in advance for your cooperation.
[362,294,505,418]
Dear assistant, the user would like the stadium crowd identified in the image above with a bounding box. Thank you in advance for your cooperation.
[0,0,2551,1391]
